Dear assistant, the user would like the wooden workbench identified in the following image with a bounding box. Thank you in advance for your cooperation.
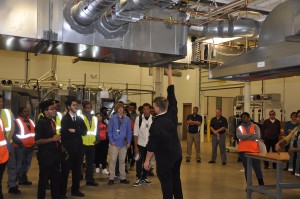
[245,152,300,199]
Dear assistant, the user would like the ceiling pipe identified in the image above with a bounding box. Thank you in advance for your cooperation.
[71,0,117,26]
[188,19,260,39]
[96,0,178,39]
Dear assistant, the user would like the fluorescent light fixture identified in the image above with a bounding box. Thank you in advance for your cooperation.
[202,37,241,44]
[186,74,190,80]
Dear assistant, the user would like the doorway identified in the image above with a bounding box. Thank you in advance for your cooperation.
[182,103,192,140]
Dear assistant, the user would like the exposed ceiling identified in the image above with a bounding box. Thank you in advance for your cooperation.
[0,0,291,69]
[210,0,300,81]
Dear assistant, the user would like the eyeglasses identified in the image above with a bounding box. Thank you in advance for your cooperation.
[47,108,54,111]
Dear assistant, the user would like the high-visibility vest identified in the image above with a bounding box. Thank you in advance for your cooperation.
[0,118,9,164]
[238,123,259,153]
[56,112,62,135]
[14,117,35,148]
[78,110,97,146]
[0,109,13,138]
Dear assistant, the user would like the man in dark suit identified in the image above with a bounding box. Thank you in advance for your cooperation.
[60,99,87,198]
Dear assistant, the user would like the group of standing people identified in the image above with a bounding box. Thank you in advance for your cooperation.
[0,70,184,199]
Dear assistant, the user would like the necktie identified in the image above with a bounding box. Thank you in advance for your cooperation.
[73,117,76,122]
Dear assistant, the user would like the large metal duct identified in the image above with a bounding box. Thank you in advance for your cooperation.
[188,19,260,39]
[71,0,116,26]
[0,0,187,65]
[210,0,300,81]
[96,0,177,39]
[64,0,117,34]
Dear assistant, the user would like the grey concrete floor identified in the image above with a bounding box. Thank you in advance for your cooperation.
[2,140,300,199]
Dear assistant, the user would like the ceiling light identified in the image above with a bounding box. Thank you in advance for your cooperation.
[201,37,241,44]
[186,74,190,80]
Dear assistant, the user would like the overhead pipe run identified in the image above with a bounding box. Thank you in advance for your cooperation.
[96,0,178,39]
[64,0,117,34]
[188,19,260,39]
[71,0,117,26]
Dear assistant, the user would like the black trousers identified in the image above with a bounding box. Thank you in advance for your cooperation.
[60,150,83,195]
[0,162,7,199]
[157,157,183,199]
[83,145,95,183]
[136,145,148,179]
[127,139,135,167]
[95,139,109,169]
[264,139,278,167]
[37,150,60,199]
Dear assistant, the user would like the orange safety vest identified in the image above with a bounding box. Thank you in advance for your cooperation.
[0,118,9,164]
[14,117,35,148]
[238,123,259,153]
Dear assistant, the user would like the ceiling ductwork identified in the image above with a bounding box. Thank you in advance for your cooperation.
[188,19,260,39]
[0,0,186,65]
[211,0,300,81]
[97,0,162,39]
[65,0,116,34]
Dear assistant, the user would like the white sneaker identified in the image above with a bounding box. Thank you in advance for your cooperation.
[133,178,142,187]
[102,168,109,175]
[96,168,100,173]
[141,178,151,184]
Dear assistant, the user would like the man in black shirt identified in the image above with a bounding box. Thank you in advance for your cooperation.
[186,107,202,163]
[60,99,87,198]
[144,64,183,199]
[209,108,228,165]
[35,100,61,199]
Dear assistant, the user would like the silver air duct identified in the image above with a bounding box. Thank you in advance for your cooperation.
[96,0,165,39]
[211,0,300,81]
[72,0,117,26]
[188,19,260,39]
[64,0,117,34]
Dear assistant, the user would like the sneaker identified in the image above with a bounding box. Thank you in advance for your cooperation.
[208,160,216,164]
[141,178,151,184]
[8,186,21,194]
[120,179,130,184]
[96,168,100,173]
[133,179,142,187]
[102,168,109,175]
[108,180,114,185]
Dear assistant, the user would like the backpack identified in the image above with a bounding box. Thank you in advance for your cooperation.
[139,115,142,129]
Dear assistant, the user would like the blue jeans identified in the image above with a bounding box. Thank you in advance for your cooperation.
[239,152,263,183]
[15,146,34,182]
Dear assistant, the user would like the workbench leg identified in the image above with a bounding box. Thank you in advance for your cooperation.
[247,157,253,199]
[276,162,282,199]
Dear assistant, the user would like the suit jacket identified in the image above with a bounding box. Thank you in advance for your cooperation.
[60,113,87,154]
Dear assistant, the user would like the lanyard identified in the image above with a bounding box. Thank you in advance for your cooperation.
[117,116,123,133]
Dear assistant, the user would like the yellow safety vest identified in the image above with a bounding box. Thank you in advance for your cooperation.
[78,110,97,146]
[0,109,13,138]
[56,112,62,135]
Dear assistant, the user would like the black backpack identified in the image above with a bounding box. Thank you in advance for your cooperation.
[138,115,142,129]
